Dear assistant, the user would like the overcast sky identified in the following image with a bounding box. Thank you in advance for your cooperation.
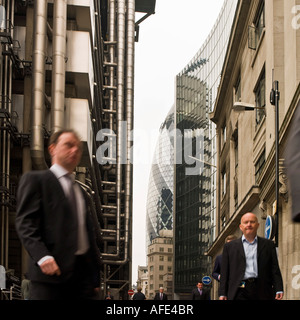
[132,0,225,284]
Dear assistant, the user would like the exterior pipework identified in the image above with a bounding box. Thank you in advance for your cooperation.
[124,0,135,266]
[51,0,67,133]
[115,0,126,259]
[0,0,14,269]
[30,0,48,170]
[102,0,135,265]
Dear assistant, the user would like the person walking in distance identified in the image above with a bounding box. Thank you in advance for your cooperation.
[15,129,101,300]
[219,213,283,300]
[191,281,210,300]
[154,287,168,300]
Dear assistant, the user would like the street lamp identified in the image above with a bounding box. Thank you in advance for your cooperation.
[232,81,280,247]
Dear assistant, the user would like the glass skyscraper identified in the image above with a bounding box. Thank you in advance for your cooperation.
[146,106,175,247]
[174,0,238,298]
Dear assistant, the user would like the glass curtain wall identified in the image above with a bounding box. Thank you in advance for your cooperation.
[146,106,175,247]
[174,0,238,296]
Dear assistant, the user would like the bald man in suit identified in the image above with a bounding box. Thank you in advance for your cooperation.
[219,213,283,300]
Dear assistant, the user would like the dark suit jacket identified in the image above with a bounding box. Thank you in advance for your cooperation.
[133,292,146,300]
[212,254,222,281]
[15,170,101,284]
[285,99,300,222]
[191,287,210,300]
[154,292,168,300]
[219,237,283,300]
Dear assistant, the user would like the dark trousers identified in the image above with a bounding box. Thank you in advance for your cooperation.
[234,279,258,300]
[30,254,98,300]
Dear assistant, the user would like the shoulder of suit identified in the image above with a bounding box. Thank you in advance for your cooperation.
[22,169,50,178]
[224,238,241,248]
[20,169,51,184]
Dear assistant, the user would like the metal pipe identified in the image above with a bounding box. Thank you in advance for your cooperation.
[31,0,48,170]
[124,0,135,265]
[102,0,135,265]
[51,0,67,133]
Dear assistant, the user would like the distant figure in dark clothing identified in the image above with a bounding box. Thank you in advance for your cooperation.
[154,287,168,300]
[191,281,210,300]
[212,235,237,282]
[133,287,146,300]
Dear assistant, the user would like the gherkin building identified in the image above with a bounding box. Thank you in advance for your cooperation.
[146,106,174,247]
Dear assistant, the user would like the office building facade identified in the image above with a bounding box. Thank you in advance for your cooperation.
[209,0,300,300]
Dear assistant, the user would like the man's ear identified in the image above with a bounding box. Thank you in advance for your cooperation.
[48,144,55,157]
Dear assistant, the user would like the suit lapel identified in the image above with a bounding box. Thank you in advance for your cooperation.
[237,238,246,261]
[45,170,66,202]
[257,236,265,259]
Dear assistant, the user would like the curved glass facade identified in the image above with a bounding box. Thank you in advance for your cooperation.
[174,0,238,295]
[146,106,175,247]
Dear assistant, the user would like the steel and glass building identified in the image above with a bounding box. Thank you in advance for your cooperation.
[146,106,174,247]
[173,0,238,299]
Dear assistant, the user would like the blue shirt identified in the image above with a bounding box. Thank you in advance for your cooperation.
[242,235,258,279]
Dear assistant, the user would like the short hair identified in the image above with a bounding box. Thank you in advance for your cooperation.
[48,129,81,147]
[137,287,142,292]
[225,235,237,243]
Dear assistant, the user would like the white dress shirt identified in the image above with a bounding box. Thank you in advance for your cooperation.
[38,164,89,266]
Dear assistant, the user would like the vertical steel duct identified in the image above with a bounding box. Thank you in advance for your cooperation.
[51,0,67,132]
[31,0,48,170]
[0,0,14,269]
[115,0,126,258]
[102,0,135,265]
[124,0,135,266]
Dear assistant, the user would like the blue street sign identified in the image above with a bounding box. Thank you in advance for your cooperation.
[265,215,273,239]
[202,276,212,285]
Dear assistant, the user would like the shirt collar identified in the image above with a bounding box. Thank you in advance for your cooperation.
[242,234,257,244]
[50,163,69,179]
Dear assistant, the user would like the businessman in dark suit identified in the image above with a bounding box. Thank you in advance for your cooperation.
[15,129,101,300]
[219,213,283,300]
[212,235,237,282]
[191,281,210,300]
[154,287,168,300]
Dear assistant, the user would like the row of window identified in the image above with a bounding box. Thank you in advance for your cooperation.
[220,1,266,225]
[149,265,172,272]
[148,256,173,262]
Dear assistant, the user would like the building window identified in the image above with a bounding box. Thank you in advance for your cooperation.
[255,2,265,42]
[255,68,265,125]
[159,256,164,261]
[248,1,265,50]
[159,265,164,271]
[221,168,226,197]
[255,149,265,183]
[234,74,241,103]
[221,214,226,228]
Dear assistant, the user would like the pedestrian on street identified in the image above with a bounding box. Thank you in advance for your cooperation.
[133,287,146,300]
[219,212,283,300]
[15,129,101,300]
[191,281,210,300]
